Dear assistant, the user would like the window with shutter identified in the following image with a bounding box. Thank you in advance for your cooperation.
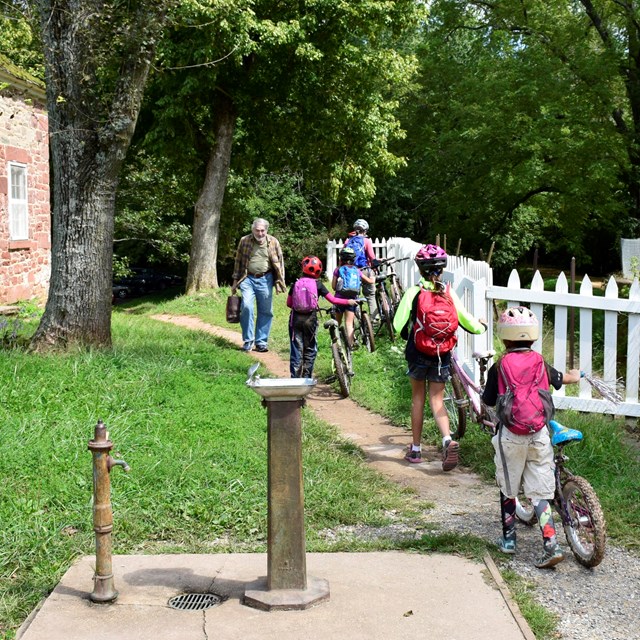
[8,162,28,240]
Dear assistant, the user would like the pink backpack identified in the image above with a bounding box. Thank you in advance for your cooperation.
[413,284,459,357]
[291,277,319,313]
[496,350,555,435]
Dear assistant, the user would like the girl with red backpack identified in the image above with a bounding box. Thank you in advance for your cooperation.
[393,244,487,470]
[482,306,581,569]
[287,256,356,378]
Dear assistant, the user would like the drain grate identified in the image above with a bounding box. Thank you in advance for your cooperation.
[168,592,223,611]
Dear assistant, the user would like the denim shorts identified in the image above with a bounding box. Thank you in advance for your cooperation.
[407,360,451,383]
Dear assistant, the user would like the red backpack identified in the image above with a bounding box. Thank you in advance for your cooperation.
[496,350,555,435]
[413,284,459,357]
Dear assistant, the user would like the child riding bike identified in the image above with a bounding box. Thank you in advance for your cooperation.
[287,255,356,378]
[393,244,486,471]
[331,246,375,349]
[481,306,581,569]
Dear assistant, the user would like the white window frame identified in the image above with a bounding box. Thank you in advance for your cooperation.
[8,162,29,241]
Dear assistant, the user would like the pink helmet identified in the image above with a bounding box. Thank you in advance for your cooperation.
[497,306,539,341]
[415,244,447,271]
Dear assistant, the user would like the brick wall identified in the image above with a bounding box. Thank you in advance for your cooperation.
[0,92,51,304]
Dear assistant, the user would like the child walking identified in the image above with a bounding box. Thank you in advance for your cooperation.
[287,255,356,378]
[331,246,375,348]
[482,306,581,569]
[393,244,486,470]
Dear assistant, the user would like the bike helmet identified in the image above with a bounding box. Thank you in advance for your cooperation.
[414,244,448,272]
[301,255,323,278]
[339,246,357,263]
[497,306,540,341]
[353,218,369,232]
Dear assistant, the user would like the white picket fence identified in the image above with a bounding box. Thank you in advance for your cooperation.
[326,236,640,418]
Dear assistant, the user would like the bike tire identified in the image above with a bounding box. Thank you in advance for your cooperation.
[515,495,536,526]
[444,373,467,439]
[331,341,350,397]
[360,308,376,352]
[390,278,403,310]
[562,475,606,568]
[339,325,353,368]
[378,290,395,341]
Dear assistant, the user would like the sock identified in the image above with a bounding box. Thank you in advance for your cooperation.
[442,436,451,448]
[411,444,421,452]
[500,492,516,541]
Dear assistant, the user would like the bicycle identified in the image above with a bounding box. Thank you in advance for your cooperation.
[443,347,497,439]
[514,419,606,568]
[318,307,354,398]
[373,255,409,311]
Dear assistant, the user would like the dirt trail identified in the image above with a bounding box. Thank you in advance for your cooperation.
[152,314,640,640]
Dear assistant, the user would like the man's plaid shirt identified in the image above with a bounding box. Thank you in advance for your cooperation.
[232,233,286,289]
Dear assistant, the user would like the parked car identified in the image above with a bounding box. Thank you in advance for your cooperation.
[114,268,183,297]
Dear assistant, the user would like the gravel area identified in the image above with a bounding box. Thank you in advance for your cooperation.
[322,461,640,640]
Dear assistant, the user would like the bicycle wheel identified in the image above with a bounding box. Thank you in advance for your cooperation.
[561,476,606,568]
[515,495,536,525]
[377,289,395,341]
[389,276,403,310]
[443,373,468,439]
[331,341,350,397]
[360,307,376,352]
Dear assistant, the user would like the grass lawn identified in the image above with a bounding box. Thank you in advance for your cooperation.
[1,287,638,640]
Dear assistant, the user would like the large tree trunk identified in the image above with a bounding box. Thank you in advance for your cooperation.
[186,93,236,293]
[30,1,166,349]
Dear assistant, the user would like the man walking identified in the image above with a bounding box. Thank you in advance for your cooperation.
[231,218,286,352]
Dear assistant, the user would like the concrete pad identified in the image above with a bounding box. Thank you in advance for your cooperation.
[17,552,529,640]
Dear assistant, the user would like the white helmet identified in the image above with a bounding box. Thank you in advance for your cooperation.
[353,218,369,232]
[497,306,540,341]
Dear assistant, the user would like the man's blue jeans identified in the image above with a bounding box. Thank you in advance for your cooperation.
[239,273,274,349]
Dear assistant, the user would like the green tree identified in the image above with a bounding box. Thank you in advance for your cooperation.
[138,0,420,292]
[368,0,627,271]
[30,1,172,348]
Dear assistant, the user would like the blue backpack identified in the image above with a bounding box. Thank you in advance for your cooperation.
[345,235,368,268]
[336,265,361,298]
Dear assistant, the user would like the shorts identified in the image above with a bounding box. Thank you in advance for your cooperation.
[492,426,555,502]
[407,360,450,383]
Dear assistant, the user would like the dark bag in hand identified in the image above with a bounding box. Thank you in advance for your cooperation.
[226,294,241,323]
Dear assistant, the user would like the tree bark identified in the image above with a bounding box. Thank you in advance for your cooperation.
[30,1,166,349]
[186,93,237,293]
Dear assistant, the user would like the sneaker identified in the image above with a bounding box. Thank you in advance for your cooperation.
[442,440,459,471]
[404,447,423,464]
[496,536,516,555]
[534,545,565,569]
[254,345,269,353]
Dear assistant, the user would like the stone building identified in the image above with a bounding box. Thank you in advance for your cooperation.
[0,54,50,304]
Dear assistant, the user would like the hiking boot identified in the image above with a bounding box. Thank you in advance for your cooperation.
[404,447,423,464]
[442,440,459,471]
[496,536,516,555]
[534,544,565,569]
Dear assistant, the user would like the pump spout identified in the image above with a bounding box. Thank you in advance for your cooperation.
[108,457,130,473]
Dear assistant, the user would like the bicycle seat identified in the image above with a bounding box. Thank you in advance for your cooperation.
[549,419,583,446]
[323,319,339,329]
[472,350,495,359]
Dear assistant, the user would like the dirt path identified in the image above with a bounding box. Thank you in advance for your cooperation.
[152,314,639,640]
